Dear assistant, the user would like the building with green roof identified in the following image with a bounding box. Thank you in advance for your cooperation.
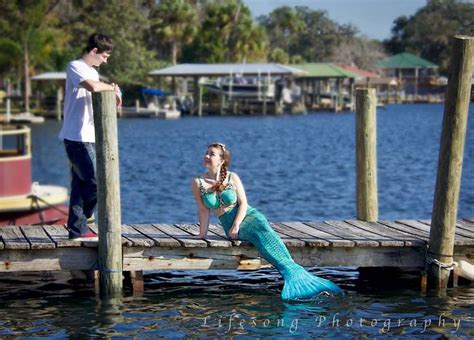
[290,63,359,111]
[376,52,439,100]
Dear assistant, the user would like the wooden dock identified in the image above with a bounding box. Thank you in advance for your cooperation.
[1,218,473,273]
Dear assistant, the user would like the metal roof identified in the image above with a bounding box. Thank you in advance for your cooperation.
[291,63,360,78]
[149,63,307,77]
[32,72,67,80]
[376,52,438,69]
[32,72,108,81]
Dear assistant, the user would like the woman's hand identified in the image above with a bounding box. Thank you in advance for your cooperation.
[229,224,240,240]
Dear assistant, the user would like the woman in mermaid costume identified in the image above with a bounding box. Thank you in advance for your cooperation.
[192,143,343,300]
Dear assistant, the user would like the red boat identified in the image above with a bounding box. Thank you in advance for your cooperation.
[0,124,68,226]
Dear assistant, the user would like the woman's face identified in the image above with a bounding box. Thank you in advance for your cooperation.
[204,146,223,169]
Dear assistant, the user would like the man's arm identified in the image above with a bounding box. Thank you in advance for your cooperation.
[80,80,115,92]
[80,80,122,107]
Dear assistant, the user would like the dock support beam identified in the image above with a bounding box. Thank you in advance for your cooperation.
[93,91,123,298]
[355,88,378,222]
[428,36,473,289]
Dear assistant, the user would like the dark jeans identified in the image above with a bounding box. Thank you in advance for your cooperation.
[64,139,97,238]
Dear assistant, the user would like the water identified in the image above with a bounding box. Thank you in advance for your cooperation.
[2,104,473,337]
[30,103,474,223]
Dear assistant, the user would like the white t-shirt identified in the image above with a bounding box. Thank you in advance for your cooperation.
[59,59,99,143]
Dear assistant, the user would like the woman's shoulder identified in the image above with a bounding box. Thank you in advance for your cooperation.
[228,171,239,178]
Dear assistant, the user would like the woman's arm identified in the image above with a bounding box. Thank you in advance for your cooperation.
[229,172,248,240]
[192,178,210,238]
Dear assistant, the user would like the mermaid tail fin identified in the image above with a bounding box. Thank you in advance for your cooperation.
[281,264,343,300]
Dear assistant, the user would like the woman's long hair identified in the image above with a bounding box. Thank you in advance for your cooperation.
[209,143,231,191]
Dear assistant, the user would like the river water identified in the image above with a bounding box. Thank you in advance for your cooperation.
[1,104,473,337]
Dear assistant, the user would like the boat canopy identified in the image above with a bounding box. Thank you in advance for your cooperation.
[141,88,171,96]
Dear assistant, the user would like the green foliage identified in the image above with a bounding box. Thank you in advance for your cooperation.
[384,0,474,72]
[259,6,357,63]
[269,48,289,64]
[150,0,199,65]
[1,0,470,95]
[65,0,159,85]
[182,0,268,63]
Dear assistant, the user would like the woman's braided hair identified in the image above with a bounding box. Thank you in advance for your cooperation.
[209,143,231,192]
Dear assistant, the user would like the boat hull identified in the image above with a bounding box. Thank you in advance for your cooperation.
[0,204,68,226]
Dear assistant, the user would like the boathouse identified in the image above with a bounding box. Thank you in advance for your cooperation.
[148,63,306,115]
[338,64,399,104]
[376,52,440,102]
[291,63,359,112]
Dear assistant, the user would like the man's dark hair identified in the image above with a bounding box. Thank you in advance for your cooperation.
[84,33,113,53]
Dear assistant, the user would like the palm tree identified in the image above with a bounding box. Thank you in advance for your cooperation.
[0,0,67,112]
[150,0,198,65]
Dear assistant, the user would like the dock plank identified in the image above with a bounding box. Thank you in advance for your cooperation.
[276,222,331,247]
[318,221,380,247]
[153,223,207,247]
[131,224,181,247]
[288,222,355,247]
[0,226,29,249]
[401,220,474,245]
[121,224,155,247]
[460,219,474,230]
[269,223,306,247]
[21,225,56,249]
[208,223,247,247]
[42,225,81,247]
[345,220,416,246]
[88,224,128,246]
[175,224,232,248]
[417,219,474,239]
[419,219,473,234]
[380,221,430,240]
[455,220,474,236]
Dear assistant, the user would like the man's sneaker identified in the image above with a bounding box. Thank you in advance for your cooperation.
[70,231,98,241]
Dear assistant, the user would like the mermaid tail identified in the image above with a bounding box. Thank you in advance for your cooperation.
[219,206,343,300]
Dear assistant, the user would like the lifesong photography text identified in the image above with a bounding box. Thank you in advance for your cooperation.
[201,313,463,334]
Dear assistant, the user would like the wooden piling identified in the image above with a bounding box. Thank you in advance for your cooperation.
[198,84,203,117]
[92,91,123,298]
[428,36,473,289]
[56,87,62,121]
[355,88,378,222]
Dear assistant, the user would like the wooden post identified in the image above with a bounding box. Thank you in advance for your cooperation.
[198,84,203,117]
[6,97,11,123]
[220,93,226,115]
[355,88,378,221]
[56,87,63,121]
[92,91,123,298]
[428,36,473,289]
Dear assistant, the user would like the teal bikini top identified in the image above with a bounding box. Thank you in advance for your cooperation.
[199,173,237,210]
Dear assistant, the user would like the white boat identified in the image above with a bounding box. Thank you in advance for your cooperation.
[201,76,275,99]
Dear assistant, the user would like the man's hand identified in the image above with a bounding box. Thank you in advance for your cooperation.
[112,83,122,108]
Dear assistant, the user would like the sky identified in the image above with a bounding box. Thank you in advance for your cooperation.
[242,0,428,41]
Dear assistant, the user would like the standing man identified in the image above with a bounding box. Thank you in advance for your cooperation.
[59,33,121,240]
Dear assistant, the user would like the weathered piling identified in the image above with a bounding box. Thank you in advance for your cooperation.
[428,36,474,289]
[92,91,123,298]
[355,88,378,221]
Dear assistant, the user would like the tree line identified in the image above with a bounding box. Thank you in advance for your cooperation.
[0,0,473,107]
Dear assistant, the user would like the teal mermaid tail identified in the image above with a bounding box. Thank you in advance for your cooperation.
[219,206,343,300]
[280,263,343,300]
